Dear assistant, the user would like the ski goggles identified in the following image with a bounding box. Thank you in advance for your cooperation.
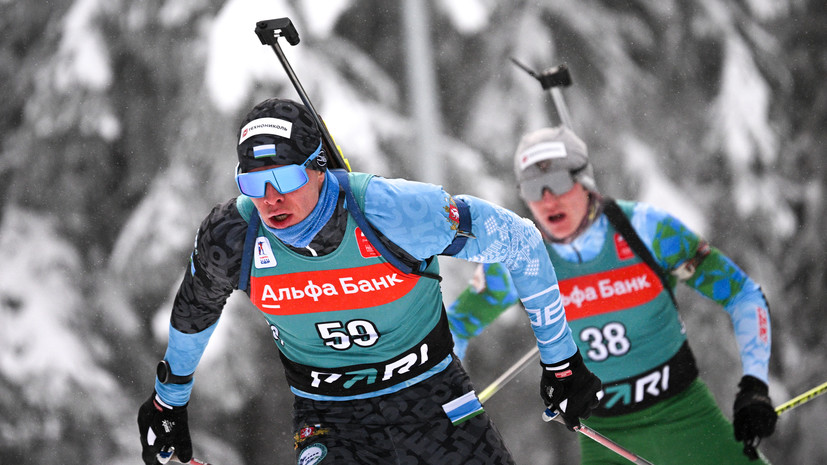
[518,170,576,201]
[235,142,323,197]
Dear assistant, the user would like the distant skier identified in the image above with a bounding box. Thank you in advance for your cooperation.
[448,126,777,464]
[137,99,601,464]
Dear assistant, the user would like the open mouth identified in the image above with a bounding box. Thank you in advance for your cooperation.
[547,213,566,223]
[270,213,290,224]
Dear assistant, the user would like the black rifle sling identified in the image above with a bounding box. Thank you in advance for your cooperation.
[238,210,261,292]
[601,197,677,307]
[331,169,451,281]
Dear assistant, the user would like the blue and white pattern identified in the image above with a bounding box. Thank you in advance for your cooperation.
[363,177,577,364]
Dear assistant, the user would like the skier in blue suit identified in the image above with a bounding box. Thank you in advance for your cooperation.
[137,98,601,465]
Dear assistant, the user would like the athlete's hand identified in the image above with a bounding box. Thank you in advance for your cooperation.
[138,392,192,464]
[540,350,602,431]
[733,375,777,460]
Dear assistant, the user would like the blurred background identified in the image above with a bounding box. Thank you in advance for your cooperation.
[1,0,825,463]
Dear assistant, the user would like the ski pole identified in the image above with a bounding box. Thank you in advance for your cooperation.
[775,379,827,415]
[254,17,351,171]
[478,345,539,403]
[478,348,654,464]
[542,408,654,465]
[510,58,575,131]
[742,380,827,460]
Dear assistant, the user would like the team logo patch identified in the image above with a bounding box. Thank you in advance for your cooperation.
[239,117,292,144]
[298,443,327,465]
[254,237,277,269]
[294,424,331,446]
[444,198,460,231]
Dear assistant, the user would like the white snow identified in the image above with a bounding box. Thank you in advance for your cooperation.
[437,0,491,33]
[297,0,354,38]
[205,0,356,114]
[57,0,112,92]
[0,207,116,405]
[713,36,795,238]
[621,135,708,236]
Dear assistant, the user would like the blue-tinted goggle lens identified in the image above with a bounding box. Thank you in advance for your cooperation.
[236,165,310,197]
[235,142,322,197]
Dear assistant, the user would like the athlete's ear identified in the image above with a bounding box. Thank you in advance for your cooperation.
[315,170,326,189]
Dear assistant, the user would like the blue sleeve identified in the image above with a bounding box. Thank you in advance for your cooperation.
[453,194,577,364]
[155,322,219,406]
[362,177,458,259]
[363,178,577,364]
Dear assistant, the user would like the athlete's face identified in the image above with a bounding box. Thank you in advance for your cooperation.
[250,166,326,229]
[526,182,590,240]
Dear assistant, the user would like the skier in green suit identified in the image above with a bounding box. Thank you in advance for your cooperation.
[448,126,777,464]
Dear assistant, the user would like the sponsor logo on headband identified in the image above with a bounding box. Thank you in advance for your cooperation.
[239,118,292,144]
[519,141,567,171]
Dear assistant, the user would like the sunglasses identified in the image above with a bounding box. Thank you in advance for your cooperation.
[235,142,322,197]
[518,170,576,202]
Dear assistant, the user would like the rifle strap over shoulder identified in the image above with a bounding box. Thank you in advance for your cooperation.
[238,210,261,292]
[601,197,677,306]
[331,169,422,275]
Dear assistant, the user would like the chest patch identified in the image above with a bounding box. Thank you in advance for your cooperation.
[613,233,635,261]
[355,227,381,258]
[254,236,277,269]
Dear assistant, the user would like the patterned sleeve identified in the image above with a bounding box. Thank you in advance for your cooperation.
[156,198,248,406]
[631,202,772,383]
[453,194,577,364]
[363,178,577,364]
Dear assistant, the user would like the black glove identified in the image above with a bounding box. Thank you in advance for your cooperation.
[733,375,777,460]
[138,392,192,464]
[540,350,602,431]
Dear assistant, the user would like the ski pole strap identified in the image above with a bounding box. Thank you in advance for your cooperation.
[440,197,473,256]
[238,210,261,292]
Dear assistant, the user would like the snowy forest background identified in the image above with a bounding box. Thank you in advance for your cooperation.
[1,0,826,463]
